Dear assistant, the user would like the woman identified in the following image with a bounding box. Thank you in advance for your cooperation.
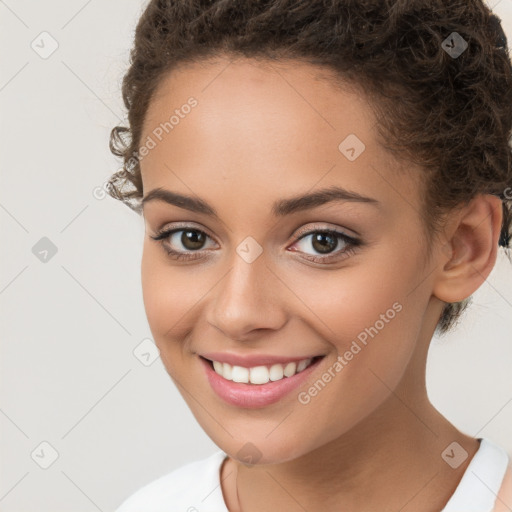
[109,1,512,510]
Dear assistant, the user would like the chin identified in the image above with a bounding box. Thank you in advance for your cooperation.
[212,431,317,466]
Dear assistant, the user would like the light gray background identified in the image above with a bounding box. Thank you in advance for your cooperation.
[1,1,512,510]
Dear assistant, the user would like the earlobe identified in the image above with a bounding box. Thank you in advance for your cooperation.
[432,194,503,304]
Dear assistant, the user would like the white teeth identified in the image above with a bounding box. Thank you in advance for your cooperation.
[269,364,284,381]
[232,365,249,383]
[297,358,312,372]
[223,362,233,380]
[283,361,296,377]
[210,357,316,384]
[250,366,269,384]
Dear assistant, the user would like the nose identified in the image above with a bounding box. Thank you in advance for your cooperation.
[205,251,288,341]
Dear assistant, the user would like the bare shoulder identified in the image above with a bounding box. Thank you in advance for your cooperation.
[493,464,512,512]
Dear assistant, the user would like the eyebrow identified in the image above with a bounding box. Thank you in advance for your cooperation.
[141,185,381,218]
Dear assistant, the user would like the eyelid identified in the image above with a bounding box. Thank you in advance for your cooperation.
[152,221,218,243]
[152,221,357,245]
[292,222,358,241]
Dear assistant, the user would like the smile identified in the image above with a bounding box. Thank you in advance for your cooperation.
[199,354,326,409]
[208,357,317,384]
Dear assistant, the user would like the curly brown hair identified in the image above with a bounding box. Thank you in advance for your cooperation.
[108,0,512,336]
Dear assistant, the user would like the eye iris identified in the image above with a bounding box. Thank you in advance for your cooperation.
[182,230,206,250]
[312,232,338,254]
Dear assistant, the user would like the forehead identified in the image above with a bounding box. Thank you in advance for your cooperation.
[140,57,423,220]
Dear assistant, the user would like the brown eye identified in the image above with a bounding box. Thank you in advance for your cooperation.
[180,230,207,250]
[294,230,349,256]
[150,226,216,261]
[310,232,339,254]
[289,227,362,264]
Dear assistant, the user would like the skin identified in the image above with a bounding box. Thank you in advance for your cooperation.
[138,56,504,511]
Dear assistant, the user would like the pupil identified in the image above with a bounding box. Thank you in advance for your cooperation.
[312,233,337,254]
[182,230,205,250]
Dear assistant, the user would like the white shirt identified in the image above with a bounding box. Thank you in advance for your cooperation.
[116,438,510,512]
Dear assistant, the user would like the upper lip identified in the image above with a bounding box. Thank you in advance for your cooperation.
[199,352,324,368]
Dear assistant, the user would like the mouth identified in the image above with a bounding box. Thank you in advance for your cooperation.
[199,354,326,409]
[200,355,324,385]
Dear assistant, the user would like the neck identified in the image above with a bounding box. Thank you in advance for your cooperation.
[227,397,478,512]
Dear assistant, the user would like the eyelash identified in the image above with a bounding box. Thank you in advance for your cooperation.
[150,224,362,264]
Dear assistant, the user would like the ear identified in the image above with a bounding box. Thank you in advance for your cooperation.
[432,194,503,304]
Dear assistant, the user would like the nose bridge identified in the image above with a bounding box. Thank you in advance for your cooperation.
[206,245,286,338]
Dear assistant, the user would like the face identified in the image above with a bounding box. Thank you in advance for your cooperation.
[139,57,443,464]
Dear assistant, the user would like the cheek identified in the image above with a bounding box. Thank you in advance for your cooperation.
[286,272,420,439]
[140,244,195,346]
[285,252,417,342]
[292,253,423,387]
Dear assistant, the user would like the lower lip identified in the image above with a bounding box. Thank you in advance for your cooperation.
[200,356,325,409]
